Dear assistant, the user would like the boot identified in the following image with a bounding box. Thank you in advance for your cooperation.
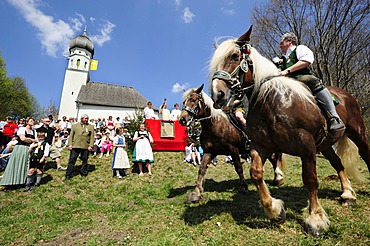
[23,174,33,192]
[241,124,251,151]
[124,169,130,177]
[315,88,345,132]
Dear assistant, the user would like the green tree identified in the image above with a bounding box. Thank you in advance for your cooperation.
[0,53,40,119]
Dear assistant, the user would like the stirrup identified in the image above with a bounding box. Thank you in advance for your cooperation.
[328,117,345,132]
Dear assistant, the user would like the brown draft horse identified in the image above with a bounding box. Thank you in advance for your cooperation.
[210,26,370,236]
[179,85,285,203]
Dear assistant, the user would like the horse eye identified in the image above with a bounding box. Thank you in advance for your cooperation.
[231,53,239,61]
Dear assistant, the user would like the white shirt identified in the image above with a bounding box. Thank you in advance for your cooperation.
[160,108,171,120]
[284,45,314,64]
[171,109,181,120]
[144,107,157,119]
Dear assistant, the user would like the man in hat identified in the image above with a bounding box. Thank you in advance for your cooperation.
[65,114,94,180]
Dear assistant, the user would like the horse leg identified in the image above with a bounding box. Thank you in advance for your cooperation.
[321,147,356,206]
[231,152,248,193]
[269,152,285,186]
[249,149,286,223]
[187,152,212,203]
[301,155,330,237]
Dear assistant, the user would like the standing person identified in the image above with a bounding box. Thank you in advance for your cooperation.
[0,116,18,153]
[159,99,171,120]
[277,32,345,133]
[132,123,154,176]
[64,114,94,181]
[59,116,68,136]
[36,118,67,170]
[23,132,49,192]
[107,116,115,135]
[170,103,181,121]
[112,127,130,178]
[66,117,74,134]
[144,102,157,119]
[0,117,37,186]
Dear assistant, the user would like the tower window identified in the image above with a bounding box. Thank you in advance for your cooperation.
[77,59,80,68]
[84,62,87,69]
[72,92,74,95]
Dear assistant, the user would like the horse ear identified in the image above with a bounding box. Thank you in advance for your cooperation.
[237,25,253,44]
[195,84,204,94]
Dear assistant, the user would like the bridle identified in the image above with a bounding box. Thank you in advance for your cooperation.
[211,42,255,106]
[182,93,211,126]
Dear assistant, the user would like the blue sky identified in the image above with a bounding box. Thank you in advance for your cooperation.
[0,0,260,112]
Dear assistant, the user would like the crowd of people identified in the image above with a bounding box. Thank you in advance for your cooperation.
[0,100,184,191]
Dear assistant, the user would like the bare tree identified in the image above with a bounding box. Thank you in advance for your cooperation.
[251,0,370,115]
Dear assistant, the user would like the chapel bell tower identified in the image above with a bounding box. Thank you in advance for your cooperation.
[58,28,94,119]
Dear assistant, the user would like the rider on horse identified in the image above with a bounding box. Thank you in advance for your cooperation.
[275,32,345,134]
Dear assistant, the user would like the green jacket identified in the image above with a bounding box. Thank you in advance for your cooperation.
[67,123,95,149]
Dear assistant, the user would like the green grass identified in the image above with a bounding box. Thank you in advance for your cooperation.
[0,151,369,245]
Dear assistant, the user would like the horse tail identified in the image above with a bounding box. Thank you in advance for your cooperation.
[336,135,365,182]
[281,154,286,172]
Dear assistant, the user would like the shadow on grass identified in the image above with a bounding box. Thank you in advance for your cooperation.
[170,178,343,230]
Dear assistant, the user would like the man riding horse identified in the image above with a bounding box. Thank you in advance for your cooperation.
[274,32,345,136]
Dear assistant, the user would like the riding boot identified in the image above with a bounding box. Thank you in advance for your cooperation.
[240,124,251,161]
[315,88,345,132]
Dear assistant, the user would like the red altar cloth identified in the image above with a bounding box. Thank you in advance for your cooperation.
[145,119,188,151]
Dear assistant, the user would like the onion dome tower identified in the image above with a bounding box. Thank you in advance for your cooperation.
[58,28,95,118]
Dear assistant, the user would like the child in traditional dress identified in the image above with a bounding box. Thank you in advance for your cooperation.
[132,123,154,176]
[112,127,130,178]
[24,132,50,192]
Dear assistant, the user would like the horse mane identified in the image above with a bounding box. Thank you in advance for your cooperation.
[183,89,227,120]
[209,39,316,106]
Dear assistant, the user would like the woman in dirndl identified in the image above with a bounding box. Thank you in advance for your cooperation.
[132,123,154,176]
[112,127,130,178]
[0,117,37,187]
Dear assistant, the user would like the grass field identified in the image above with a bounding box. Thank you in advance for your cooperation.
[0,150,369,245]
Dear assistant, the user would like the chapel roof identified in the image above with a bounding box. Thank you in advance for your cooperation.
[76,82,157,110]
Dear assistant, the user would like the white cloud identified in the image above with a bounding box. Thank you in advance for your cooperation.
[221,0,235,15]
[89,20,116,47]
[182,7,195,23]
[172,82,189,93]
[7,0,115,57]
[174,0,181,9]
[220,8,235,15]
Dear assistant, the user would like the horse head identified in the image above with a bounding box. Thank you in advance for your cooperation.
[210,25,254,110]
[179,84,206,126]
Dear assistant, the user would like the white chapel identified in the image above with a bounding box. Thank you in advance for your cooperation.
[58,30,157,120]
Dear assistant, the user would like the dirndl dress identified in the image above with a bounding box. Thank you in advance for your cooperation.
[0,145,30,186]
[111,135,130,169]
[131,131,154,163]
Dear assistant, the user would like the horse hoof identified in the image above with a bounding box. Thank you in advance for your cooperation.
[270,208,286,224]
[272,179,285,187]
[186,193,202,203]
[341,198,356,207]
[304,224,323,238]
